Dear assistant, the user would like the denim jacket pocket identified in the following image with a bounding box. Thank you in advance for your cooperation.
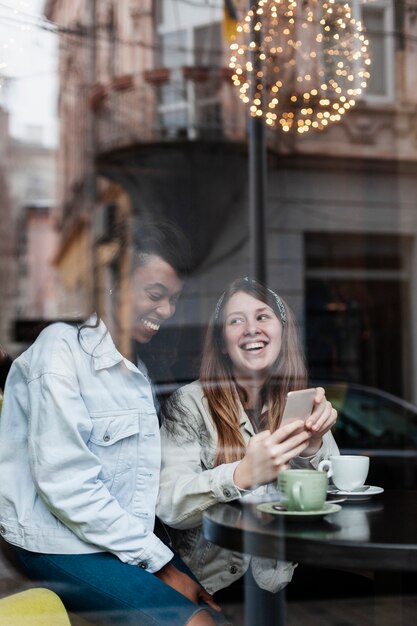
[88,410,140,486]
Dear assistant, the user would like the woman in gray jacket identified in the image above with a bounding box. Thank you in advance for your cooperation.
[157,277,339,595]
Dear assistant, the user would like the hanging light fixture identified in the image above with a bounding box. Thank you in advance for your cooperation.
[229,0,371,133]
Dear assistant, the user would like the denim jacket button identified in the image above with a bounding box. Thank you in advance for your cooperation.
[0,525,6,535]
[229,565,237,574]
[223,489,232,498]
[139,561,149,569]
[103,434,110,442]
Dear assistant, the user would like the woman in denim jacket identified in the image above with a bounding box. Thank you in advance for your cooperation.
[157,277,339,595]
[0,221,225,626]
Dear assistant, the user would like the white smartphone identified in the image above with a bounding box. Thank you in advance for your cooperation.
[279,388,316,427]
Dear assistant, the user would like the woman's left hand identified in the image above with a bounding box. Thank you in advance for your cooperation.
[302,387,337,456]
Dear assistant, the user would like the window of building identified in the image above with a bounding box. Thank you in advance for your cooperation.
[352,0,395,101]
[156,17,223,139]
[157,28,189,135]
[193,22,223,136]
[154,0,164,27]
[305,233,410,398]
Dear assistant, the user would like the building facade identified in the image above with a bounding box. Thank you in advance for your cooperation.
[0,106,57,355]
[44,0,417,402]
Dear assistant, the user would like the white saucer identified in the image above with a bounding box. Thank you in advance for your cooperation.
[326,493,348,504]
[327,485,384,501]
[257,502,341,520]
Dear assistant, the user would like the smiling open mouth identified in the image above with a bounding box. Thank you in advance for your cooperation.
[241,341,267,352]
[141,318,160,332]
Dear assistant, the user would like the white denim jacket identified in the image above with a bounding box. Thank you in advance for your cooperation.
[157,381,339,594]
[0,319,173,573]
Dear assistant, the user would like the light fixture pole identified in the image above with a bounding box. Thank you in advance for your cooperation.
[248,0,267,284]
[232,0,370,281]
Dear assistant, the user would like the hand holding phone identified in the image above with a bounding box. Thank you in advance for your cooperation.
[279,388,316,428]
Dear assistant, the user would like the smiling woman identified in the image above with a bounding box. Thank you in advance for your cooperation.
[125,219,192,384]
[130,255,184,344]
[157,277,339,597]
[0,219,228,626]
[222,291,284,385]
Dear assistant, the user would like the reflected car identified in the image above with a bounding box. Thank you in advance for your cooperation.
[323,382,417,490]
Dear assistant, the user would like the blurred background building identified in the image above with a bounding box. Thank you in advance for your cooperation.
[0,102,57,355]
[35,0,417,402]
[1,0,417,612]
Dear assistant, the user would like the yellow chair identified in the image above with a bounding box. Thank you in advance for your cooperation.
[0,588,71,626]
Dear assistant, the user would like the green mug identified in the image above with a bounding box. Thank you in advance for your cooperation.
[278,469,328,512]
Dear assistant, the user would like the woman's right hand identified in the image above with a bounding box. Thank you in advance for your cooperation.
[155,562,221,612]
[233,420,311,490]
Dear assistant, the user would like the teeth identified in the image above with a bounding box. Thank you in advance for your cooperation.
[142,319,160,331]
[243,342,264,351]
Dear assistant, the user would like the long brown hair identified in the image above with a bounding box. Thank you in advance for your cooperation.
[200,278,308,465]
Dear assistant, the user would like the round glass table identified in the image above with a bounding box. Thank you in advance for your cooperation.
[203,490,417,625]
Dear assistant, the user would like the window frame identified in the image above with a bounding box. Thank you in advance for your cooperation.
[351,0,395,104]
[155,1,223,140]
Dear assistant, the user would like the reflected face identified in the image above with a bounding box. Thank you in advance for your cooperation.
[130,255,183,344]
[223,291,283,381]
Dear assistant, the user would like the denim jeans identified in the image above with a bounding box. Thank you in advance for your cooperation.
[12,547,226,626]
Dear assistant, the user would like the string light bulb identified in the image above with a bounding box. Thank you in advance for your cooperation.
[229,0,371,133]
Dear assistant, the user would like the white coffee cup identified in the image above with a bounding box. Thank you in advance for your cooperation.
[318,455,369,492]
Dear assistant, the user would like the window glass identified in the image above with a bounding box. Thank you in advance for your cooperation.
[1,0,417,615]
[350,0,394,100]
[159,29,188,107]
[362,6,387,97]
[305,234,408,397]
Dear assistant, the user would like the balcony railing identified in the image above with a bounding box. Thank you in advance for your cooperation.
[93,76,248,154]
[92,70,412,161]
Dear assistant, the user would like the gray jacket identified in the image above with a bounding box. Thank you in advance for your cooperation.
[157,381,339,593]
